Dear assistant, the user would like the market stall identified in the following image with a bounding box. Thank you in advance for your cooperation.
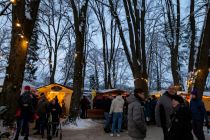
[37,83,73,115]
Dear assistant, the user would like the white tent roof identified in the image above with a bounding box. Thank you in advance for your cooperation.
[203,92,210,96]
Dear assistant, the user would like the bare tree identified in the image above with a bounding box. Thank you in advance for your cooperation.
[0,0,40,122]
[69,0,89,118]
[39,0,72,83]
[161,0,182,89]
[108,0,148,91]
[194,5,210,99]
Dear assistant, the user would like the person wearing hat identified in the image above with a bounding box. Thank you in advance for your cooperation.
[190,89,208,140]
[15,86,35,140]
[127,88,146,140]
[167,95,193,140]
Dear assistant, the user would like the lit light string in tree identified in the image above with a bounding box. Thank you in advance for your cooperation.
[134,77,148,83]
[186,69,201,91]
[4,0,30,69]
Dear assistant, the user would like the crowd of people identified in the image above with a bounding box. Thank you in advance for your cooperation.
[99,86,209,140]
[155,86,209,140]
[14,86,62,140]
[13,85,209,140]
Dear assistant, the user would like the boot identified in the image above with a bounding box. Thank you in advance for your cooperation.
[24,136,28,140]
[14,134,19,140]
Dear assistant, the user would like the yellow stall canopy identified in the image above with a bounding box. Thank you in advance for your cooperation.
[37,83,73,115]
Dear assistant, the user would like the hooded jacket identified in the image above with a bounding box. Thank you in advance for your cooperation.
[127,95,146,138]
[109,96,124,114]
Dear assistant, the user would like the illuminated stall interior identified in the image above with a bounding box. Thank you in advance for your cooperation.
[37,83,73,116]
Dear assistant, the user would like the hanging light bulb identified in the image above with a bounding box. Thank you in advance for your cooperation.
[16,22,21,27]
[74,53,78,58]
[18,34,24,39]
[10,0,16,4]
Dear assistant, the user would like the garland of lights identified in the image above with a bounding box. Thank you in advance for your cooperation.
[187,69,201,92]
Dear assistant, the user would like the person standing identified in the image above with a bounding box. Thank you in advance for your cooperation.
[109,93,124,137]
[47,99,62,136]
[14,86,35,140]
[150,95,157,124]
[103,96,112,133]
[168,95,193,140]
[80,96,90,119]
[155,85,177,140]
[127,88,147,140]
[34,93,48,137]
[190,89,208,140]
[144,98,152,124]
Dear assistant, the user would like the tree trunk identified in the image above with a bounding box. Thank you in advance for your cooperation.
[0,0,40,123]
[109,0,148,92]
[171,48,180,86]
[194,7,210,99]
[188,0,196,72]
[69,0,89,119]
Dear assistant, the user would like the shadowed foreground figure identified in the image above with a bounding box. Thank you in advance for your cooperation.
[168,95,193,140]
[190,89,208,140]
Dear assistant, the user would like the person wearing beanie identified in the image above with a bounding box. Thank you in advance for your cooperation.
[14,85,34,140]
[155,85,177,140]
[167,95,193,140]
[190,89,208,140]
[127,88,147,140]
[24,85,31,91]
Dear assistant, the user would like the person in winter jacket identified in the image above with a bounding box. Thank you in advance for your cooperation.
[34,93,48,136]
[103,96,112,132]
[167,95,193,140]
[190,89,208,140]
[150,95,157,124]
[80,96,90,119]
[155,85,177,140]
[14,86,35,140]
[144,98,152,123]
[47,98,62,136]
[127,88,147,140]
[109,93,124,137]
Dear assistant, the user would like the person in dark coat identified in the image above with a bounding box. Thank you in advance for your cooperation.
[150,95,157,124]
[190,89,208,140]
[155,85,177,140]
[80,96,90,119]
[103,96,112,132]
[14,86,35,140]
[127,88,147,140]
[47,99,62,136]
[144,98,152,124]
[34,93,48,137]
[167,95,193,140]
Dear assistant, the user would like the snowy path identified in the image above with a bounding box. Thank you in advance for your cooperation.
[29,119,210,140]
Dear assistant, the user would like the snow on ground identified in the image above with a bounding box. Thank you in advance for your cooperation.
[62,118,97,130]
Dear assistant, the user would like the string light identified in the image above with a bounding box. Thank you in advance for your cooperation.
[16,22,21,27]
[74,53,78,58]
[10,0,16,4]
[19,34,24,39]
